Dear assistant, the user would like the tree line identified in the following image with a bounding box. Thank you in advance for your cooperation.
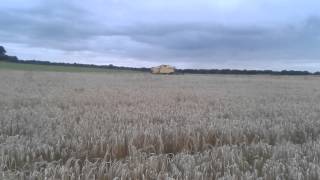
[0,46,18,62]
[1,45,319,75]
[176,69,318,75]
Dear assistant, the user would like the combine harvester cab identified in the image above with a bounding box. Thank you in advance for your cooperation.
[151,65,175,74]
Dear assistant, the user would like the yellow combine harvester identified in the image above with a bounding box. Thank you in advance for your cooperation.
[151,65,175,74]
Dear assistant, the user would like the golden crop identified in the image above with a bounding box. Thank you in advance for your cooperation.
[1,70,320,179]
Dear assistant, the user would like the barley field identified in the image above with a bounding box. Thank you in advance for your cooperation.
[1,70,320,180]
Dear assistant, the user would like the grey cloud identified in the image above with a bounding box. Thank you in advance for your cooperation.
[131,22,317,51]
[104,18,320,62]
[0,0,320,69]
[0,1,104,49]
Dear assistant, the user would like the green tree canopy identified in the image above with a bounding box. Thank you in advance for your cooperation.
[0,46,6,56]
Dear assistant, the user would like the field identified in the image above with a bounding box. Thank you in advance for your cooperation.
[0,62,136,73]
[1,69,320,179]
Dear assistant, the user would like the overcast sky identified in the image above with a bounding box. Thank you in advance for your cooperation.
[1,0,320,70]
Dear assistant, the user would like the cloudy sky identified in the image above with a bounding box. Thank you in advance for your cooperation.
[1,0,320,70]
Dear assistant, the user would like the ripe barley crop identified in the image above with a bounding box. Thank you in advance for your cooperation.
[1,70,320,179]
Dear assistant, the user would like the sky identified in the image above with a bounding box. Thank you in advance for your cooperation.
[1,0,320,71]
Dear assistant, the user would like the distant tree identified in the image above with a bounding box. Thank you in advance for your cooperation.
[0,46,19,61]
[0,46,6,56]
